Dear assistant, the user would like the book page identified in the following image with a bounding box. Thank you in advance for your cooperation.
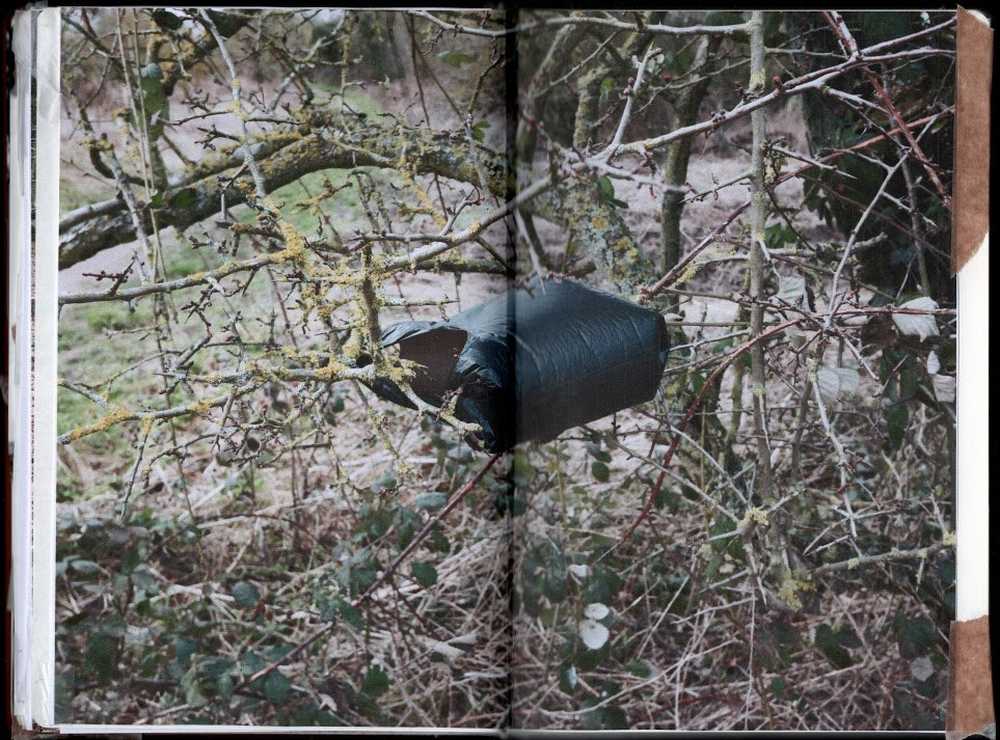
[508,9,958,731]
[54,7,515,728]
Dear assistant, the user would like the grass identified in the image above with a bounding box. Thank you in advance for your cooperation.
[60,178,115,216]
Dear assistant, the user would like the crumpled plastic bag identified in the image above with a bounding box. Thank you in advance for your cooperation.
[371,278,670,453]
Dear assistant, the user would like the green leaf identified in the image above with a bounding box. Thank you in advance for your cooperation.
[597,176,616,201]
[175,637,198,669]
[437,50,476,67]
[372,473,397,493]
[264,671,291,704]
[170,188,198,210]
[591,461,610,482]
[151,9,184,30]
[815,623,854,668]
[895,614,937,660]
[362,665,391,697]
[337,598,364,630]
[414,492,448,510]
[231,580,260,608]
[217,672,234,700]
[599,77,615,103]
[180,664,208,707]
[583,566,623,605]
[86,632,118,680]
[70,559,100,574]
[470,120,488,142]
[512,452,535,486]
[542,568,568,603]
[586,443,611,463]
[240,650,264,678]
[559,663,578,693]
[581,700,628,729]
[884,402,909,451]
[771,676,786,698]
[411,561,438,588]
[626,660,653,678]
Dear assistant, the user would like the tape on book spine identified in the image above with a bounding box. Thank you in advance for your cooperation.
[951,7,991,274]
[948,616,995,738]
[947,8,994,740]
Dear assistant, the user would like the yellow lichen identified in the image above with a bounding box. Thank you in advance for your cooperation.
[189,398,215,415]
[314,357,348,381]
[591,215,609,231]
[66,405,133,442]
[740,506,770,530]
[342,330,363,361]
[272,220,307,264]
[777,576,804,610]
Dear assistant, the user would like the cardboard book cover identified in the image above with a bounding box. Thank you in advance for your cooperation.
[4,5,992,735]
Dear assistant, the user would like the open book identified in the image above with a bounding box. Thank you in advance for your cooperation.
[6,6,992,733]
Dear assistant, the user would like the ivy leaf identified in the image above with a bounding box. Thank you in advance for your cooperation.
[231,581,260,608]
[411,561,438,588]
[264,671,291,704]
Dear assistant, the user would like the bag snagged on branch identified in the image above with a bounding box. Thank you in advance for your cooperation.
[372,278,670,453]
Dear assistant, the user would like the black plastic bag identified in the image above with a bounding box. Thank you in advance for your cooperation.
[371,278,670,453]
